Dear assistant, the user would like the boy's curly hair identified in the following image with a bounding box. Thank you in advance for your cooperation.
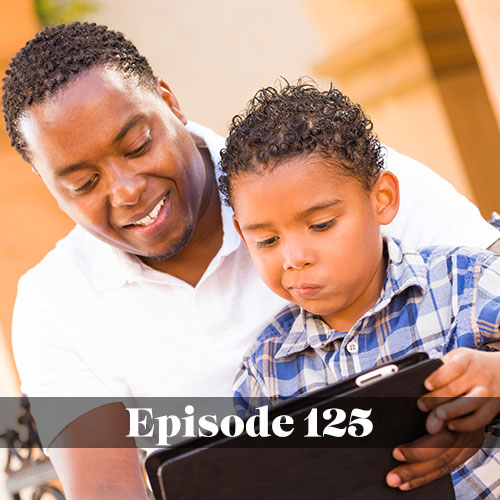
[2,22,156,163]
[219,80,385,207]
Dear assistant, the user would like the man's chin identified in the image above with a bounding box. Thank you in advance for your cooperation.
[140,224,194,262]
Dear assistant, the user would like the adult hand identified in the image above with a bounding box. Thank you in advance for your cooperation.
[386,428,483,490]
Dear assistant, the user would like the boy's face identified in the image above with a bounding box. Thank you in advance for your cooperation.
[232,156,398,331]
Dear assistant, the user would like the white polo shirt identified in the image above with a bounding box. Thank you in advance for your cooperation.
[12,121,499,446]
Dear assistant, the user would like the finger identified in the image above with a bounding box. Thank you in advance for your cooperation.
[419,372,478,412]
[388,429,483,489]
[424,349,471,392]
[393,429,456,462]
[433,387,488,421]
[425,411,446,435]
[386,446,478,490]
[448,400,499,432]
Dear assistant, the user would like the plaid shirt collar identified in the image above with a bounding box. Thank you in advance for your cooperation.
[275,237,429,359]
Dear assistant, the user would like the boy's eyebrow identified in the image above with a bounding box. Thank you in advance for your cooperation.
[299,200,341,217]
[55,114,146,177]
[242,200,342,232]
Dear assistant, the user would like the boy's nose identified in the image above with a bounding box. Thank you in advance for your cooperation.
[282,241,314,270]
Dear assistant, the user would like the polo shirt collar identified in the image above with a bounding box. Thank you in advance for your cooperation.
[275,237,429,359]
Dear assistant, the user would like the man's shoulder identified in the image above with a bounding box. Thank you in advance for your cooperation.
[243,304,300,362]
[18,225,106,294]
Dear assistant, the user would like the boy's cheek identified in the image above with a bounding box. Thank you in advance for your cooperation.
[255,260,289,299]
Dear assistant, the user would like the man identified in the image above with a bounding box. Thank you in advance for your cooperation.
[3,22,499,499]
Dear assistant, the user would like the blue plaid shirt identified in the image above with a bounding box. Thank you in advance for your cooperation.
[234,238,500,499]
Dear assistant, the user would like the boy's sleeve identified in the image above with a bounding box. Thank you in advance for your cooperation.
[382,146,500,249]
[473,254,500,347]
[233,361,269,419]
[452,426,500,500]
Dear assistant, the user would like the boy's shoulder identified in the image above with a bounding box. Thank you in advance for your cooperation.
[391,237,499,276]
[389,238,500,314]
[242,303,301,364]
[415,242,500,279]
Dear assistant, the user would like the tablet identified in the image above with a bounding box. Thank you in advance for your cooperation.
[146,352,455,499]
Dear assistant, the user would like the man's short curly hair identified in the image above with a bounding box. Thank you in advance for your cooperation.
[2,21,156,163]
[219,81,385,207]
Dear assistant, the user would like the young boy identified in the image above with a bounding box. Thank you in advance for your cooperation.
[219,82,500,499]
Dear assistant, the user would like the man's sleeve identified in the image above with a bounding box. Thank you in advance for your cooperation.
[381,146,500,249]
[12,276,116,449]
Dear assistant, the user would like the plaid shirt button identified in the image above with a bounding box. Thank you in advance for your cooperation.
[346,340,358,354]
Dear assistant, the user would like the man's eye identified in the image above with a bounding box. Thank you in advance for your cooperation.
[256,236,278,248]
[310,219,336,231]
[72,174,98,194]
[126,135,152,157]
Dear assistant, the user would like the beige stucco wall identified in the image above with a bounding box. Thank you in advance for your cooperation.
[302,0,477,201]
[87,0,328,136]
[458,0,500,129]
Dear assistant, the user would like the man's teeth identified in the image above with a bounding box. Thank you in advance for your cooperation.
[133,197,165,226]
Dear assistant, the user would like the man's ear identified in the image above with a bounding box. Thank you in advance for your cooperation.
[373,171,400,225]
[232,215,248,248]
[155,77,188,125]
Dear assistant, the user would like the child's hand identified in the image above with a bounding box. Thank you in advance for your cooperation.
[418,348,500,434]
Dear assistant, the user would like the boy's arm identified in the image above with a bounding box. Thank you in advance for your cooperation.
[451,426,500,499]
[388,253,500,491]
[233,361,269,418]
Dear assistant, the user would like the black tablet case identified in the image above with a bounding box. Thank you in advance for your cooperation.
[147,353,455,499]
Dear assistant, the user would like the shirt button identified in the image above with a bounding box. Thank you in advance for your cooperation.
[346,341,358,354]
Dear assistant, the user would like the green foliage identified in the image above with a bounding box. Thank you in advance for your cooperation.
[34,0,97,27]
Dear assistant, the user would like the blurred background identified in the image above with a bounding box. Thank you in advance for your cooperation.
[0,0,499,496]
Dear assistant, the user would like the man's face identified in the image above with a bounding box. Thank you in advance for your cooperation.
[232,157,396,331]
[20,66,207,260]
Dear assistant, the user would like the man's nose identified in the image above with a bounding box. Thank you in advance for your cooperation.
[107,164,147,208]
[282,239,314,270]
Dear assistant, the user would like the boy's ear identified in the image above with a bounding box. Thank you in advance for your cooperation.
[373,171,399,225]
[155,77,188,125]
[232,215,248,248]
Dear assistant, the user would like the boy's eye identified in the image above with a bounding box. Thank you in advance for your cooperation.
[310,219,336,231]
[126,135,152,158]
[256,236,279,248]
[72,174,99,194]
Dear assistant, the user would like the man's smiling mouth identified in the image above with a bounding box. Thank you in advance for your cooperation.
[129,196,166,227]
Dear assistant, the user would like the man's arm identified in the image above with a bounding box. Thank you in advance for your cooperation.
[47,404,148,500]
